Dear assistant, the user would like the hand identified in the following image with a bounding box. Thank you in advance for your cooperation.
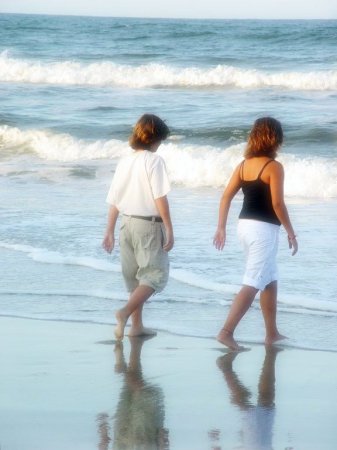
[288,236,298,256]
[163,229,174,252]
[102,234,115,253]
[213,228,226,251]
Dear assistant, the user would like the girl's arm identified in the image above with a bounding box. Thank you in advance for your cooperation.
[213,164,242,250]
[269,162,298,255]
[102,205,119,253]
[155,195,174,252]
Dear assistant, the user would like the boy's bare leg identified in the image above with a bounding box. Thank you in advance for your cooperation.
[128,304,157,337]
[115,285,155,340]
[113,341,127,373]
[260,281,287,345]
[217,285,258,350]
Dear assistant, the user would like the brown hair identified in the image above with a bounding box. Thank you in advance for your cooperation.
[245,117,283,159]
[129,114,170,150]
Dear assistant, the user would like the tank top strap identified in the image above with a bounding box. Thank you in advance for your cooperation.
[239,160,245,180]
[257,159,274,179]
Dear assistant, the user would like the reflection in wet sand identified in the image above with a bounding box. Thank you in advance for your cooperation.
[97,412,111,450]
[216,347,282,450]
[97,336,169,450]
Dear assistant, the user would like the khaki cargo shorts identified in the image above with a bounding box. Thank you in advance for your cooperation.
[119,215,169,293]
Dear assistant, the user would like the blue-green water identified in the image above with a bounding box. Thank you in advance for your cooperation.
[0,14,337,350]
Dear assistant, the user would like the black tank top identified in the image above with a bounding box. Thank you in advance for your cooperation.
[239,159,281,226]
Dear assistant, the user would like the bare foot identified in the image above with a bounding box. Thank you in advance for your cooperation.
[128,327,157,337]
[114,310,128,340]
[216,352,239,371]
[216,328,244,351]
[265,333,288,346]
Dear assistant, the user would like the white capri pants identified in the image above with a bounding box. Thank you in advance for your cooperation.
[237,219,280,291]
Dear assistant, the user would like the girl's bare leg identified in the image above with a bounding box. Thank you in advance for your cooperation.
[217,285,258,350]
[257,346,282,407]
[115,285,155,340]
[216,352,252,408]
[260,281,287,345]
[128,303,157,337]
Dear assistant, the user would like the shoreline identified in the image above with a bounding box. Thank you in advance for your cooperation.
[0,313,336,353]
[1,316,336,450]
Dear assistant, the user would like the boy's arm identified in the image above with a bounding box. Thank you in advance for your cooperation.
[102,205,119,253]
[155,195,174,252]
[213,164,241,251]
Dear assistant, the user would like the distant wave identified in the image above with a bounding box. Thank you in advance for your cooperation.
[1,51,337,90]
[1,241,337,317]
[1,125,337,198]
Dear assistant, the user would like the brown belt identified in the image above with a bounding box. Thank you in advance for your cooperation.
[126,215,163,223]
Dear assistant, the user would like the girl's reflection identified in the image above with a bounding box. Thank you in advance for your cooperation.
[98,336,169,450]
[216,347,282,450]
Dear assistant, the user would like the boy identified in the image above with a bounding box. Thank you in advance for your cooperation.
[102,114,174,339]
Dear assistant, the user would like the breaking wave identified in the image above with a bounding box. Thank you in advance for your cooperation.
[1,52,337,91]
[1,125,337,197]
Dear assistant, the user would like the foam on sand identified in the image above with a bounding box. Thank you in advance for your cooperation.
[1,241,336,318]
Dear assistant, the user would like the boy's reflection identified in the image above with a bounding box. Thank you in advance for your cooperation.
[98,336,169,450]
[216,347,282,450]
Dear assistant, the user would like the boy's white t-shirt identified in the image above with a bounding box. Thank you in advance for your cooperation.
[106,150,170,216]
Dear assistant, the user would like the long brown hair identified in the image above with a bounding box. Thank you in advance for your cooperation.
[245,117,283,159]
[129,114,170,150]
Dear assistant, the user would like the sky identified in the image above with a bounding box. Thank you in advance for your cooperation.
[0,0,337,19]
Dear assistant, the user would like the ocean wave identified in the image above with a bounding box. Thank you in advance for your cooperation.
[1,51,337,90]
[1,125,337,197]
[164,142,337,198]
[0,124,126,162]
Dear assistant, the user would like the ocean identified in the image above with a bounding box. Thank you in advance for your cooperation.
[0,14,336,351]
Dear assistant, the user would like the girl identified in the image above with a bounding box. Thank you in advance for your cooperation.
[213,117,298,350]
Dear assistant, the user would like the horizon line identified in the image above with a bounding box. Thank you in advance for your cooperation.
[0,11,336,21]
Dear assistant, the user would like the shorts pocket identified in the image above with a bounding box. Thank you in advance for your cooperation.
[132,220,156,250]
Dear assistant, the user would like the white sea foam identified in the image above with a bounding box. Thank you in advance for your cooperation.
[1,52,337,91]
[0,125,126,162]
[0,242,121,272]
[1,241,336,316]
[1,125,337,197]
[170,268,240,295]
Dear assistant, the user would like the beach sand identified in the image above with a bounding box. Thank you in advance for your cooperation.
[0,317,336,450]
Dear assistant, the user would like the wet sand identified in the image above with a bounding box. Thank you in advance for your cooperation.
[0,317,336,450]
